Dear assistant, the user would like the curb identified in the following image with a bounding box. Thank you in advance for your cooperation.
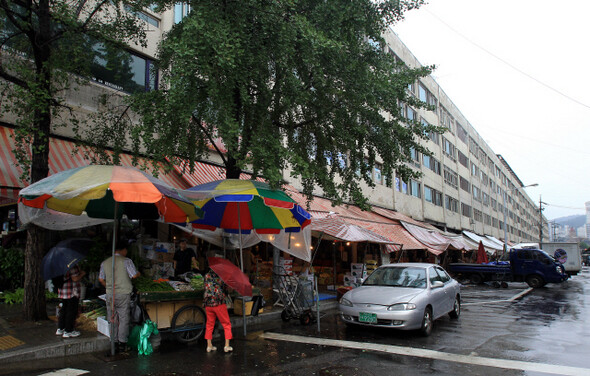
[0,334,110,364]
[0,300,338,364]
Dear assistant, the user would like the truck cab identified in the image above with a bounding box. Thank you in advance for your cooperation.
[509,248,568,288]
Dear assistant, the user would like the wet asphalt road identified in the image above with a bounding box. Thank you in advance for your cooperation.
[4,267,590,376]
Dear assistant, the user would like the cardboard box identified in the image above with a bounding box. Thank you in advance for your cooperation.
[233,298,253,316]
[97,316,110,338]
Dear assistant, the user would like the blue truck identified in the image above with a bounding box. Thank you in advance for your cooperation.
[448,248,568,288]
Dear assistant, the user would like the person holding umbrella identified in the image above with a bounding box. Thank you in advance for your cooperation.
[98,240,140,354]
[203,268,233,353]
[56,264,86,338]
[41,238,93,338]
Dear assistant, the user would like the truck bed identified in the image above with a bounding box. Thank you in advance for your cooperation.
[448,262,511,274]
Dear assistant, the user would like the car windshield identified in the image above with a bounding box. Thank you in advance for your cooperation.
[363,267,427,288]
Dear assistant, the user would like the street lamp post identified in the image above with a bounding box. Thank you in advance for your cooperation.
[503,183,538,255]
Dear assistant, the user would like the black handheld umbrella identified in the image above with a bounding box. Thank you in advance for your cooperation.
[42,238,94,280]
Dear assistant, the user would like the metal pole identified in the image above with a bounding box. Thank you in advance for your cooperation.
[110,202,118,357]
[539,195,543,244]
[315,274,320,334]
[503,191,508,256]
[237,203,247,337]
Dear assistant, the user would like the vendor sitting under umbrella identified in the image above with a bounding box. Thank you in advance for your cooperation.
[173,239,199,276]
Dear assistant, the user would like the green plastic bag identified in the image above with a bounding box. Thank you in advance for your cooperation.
[127,325,141,349]
[138,320,159,356]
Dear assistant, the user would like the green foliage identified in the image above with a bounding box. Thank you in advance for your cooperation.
[0,0,162,179]
[133,276,175,292]
[77,236,109,274]
[0,288,57,304]
[0,288,23,304]
[126,0,441,208]
[45,290,59,301]
[0,247,24,291]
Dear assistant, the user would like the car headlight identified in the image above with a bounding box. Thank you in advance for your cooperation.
[339,297,353,307]
[387,303,416,311]
[556,265,564,274]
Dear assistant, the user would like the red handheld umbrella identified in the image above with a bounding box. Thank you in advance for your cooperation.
[208,256,252,297]
[476,241,489,264]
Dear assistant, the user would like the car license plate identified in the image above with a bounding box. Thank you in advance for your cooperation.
[358,312,377,323]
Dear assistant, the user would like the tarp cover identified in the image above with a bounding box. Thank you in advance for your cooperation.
[463,230,503,255]
[311,215,395,244]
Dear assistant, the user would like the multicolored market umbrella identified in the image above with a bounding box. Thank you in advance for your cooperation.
[182,179,311,336]
[18,165,202,356]
[183,179,311,234]
[19,165,202,222]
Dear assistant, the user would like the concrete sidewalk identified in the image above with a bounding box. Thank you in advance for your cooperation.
[0,298,338,364]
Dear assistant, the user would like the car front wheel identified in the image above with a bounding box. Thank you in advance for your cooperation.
[449,296,460,319]
[420,307,433,336]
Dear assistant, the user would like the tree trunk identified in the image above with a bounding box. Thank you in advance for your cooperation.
[225,157,241,179]
[23,0,51,321]
[23,224,48,321]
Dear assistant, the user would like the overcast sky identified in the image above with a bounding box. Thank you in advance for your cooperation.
[392,0,590,222]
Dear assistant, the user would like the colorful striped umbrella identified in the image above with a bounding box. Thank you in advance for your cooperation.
[182,179,311,337]
[19,165,202,222]
[183,179,311,234]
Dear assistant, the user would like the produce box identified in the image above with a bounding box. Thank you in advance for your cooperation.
[233,298,257,316]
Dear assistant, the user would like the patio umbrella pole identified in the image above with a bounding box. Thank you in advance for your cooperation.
[238,204,247,337]
[110,202,118,357]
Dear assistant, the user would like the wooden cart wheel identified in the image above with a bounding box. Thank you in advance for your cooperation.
[171,305,206,343]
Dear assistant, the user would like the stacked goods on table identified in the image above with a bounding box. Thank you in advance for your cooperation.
[76,301,107,331]
[317,267,333,286]
[343,264,366,287]
[279,258,293,275]
[133,276,175,292]
[365,260,378,275]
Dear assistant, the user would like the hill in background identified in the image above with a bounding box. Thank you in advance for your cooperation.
[552,215,586,228]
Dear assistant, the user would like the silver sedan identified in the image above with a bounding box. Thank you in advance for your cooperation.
[339,263,461,336]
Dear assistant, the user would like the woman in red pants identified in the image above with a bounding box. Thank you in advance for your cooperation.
[203,269,233,353]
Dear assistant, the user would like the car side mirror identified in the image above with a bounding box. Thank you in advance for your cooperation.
[431,281,444,289]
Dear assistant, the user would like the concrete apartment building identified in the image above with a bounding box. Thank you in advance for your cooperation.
[0,5,544,245]
[355,28,543,244]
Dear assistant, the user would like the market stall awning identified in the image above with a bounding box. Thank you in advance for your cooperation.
[311,215,397,244]
[400,221,450,253]
[285,189,450,254]
[462,230,503,254]
[399,221,473,252]
[372,206,437,229]
[0,126,190,206]
[485,235,506,249]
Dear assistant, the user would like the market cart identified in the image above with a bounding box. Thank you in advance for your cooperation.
[138,290,206,343]
[273,266,315,325]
